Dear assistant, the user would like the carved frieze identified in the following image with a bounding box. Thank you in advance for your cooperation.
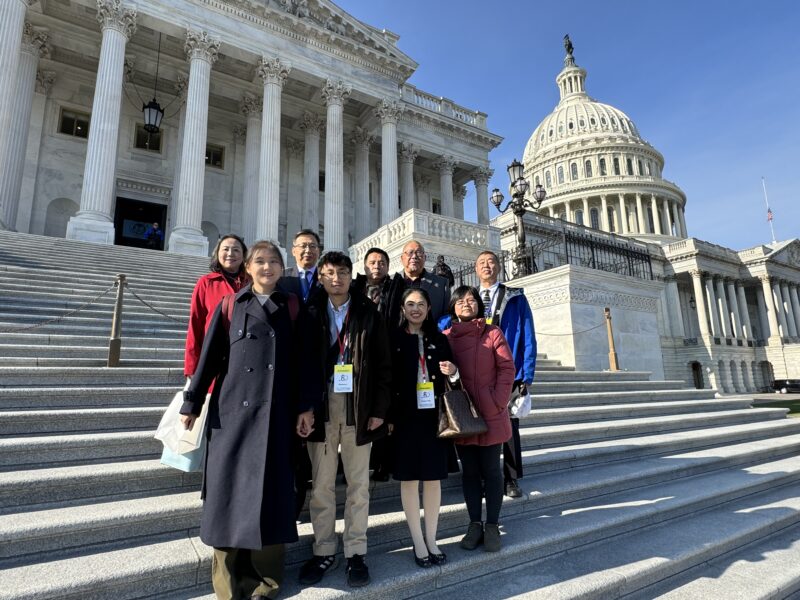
[527,283,658,313]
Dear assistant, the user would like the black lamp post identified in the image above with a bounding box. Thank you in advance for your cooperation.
[142,33,164,133]
[490,159,547,277]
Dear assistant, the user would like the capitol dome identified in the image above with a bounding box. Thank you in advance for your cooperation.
[521,38,688,240]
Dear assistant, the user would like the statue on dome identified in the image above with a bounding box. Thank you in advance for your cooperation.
[563,34,574,58]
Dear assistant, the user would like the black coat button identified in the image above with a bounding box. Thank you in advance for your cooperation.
[243,400,249,407]
[267,364,274,370]
[270,331,275,338]
[237,329,243,336]
[246,333,254,339]
[245,367,253,372]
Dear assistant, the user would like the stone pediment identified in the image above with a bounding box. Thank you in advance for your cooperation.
[766,239,800,268]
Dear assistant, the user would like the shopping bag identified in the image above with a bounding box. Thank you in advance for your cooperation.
[160,435,206,473]
[510,392,531,418]
[154,389,210,454]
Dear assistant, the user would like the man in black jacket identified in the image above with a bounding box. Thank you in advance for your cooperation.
[299,251,392,589]
[398,240,450,321]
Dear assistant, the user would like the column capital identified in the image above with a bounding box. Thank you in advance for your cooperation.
[184,29,220,64]
[374,98,403,124]
[453,184,467,202]
[322,79,351,107]
[96,0,137,39]
[758,273,772,284]
[35,69,56,95]
[232,125,247,144]
[299,110,324,135]
[689,269,705,280]
[434,155,456,174]
[349,124,373,149]
[21,23,50,58]
[240,92,263,117]
[285,138,304,158]
[398,141,417,164]
[258,56,291,87]
[472,166,493,186]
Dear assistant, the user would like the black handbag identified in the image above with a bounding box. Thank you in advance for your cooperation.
[437,379,488,439]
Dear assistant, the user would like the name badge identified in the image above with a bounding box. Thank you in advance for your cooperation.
[485,317,493,325]
[333,364,354,393]
[416,382,435,409]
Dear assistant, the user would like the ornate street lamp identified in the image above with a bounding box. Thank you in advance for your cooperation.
[143,33,164,133]
[490,158,547,277]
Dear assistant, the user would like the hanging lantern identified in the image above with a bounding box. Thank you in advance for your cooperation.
[143,98,164,133]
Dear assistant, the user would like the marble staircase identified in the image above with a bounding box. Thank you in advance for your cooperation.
[0,231,798,599]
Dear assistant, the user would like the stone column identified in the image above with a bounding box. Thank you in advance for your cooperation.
[600,195,609,231]
[168,75,188,237]
[618,194,629,234]
[299,111,323,232]
[651,194,662,234]
[240,93,262,245]
[705,275,722,337]
[756,282,771,339]
[453,184,466,220]
[735,282,753,341]
[375,99,403,225]
[0,23,48,230]
[635,193,646,233]
[789,285,800,336]
[581,197,589,226]
[254,56,290,242]
[780,281,798,338]
[435,156,456,217]
[321,79,350,251]
[714,277,731,338]
[671,201,683,238]
[284,139,304,246]
[691,270,711,337]
[167,30,219,255]
[547,205,554,218]
[563,199,572,223]
[661,197,673,236]
[415,173,431,212]
[398,142,417,214]
[760,275,782,340]
[666,277,685,338]
[724,279,742,339]
[771,279,790,339]
[678,205,688,237]
[472,167,492,225]
[66,1,136,244]
[350,126,373,241]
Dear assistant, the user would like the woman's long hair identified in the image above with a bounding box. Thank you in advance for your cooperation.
[209,234,248,276]
[398,287,439,337]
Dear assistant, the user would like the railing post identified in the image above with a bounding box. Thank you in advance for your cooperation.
[107,274,126,367]
[604,306,620,371]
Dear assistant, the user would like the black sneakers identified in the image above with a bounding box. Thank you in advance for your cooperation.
[346,554,370,587]
[297,554,337,585]
[505,479,523,498]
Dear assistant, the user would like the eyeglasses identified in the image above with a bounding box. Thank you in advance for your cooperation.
[294,243,321,250]
[454,298,478,307]
[403,250,425,258]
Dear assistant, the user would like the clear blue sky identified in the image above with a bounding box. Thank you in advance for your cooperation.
[336,0,800,250]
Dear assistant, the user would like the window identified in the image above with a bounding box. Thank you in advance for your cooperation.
[613,158,620,175]
[607,207,616,232]
[601,117,607,125]
[646,161,652,176]
[557,166,564,184]
[205,144,225,169]
[568,121,574,130]
[647,207,655,233]
[590,117,596,126]
[599,158,607,176]
[431,198,441,214]
[638,159,643,175]
[611,117,617,127]
[575,209,584,226]
[570,162,578,180]
[549,128,553,138]
[585,160,593,178]
[558,123,563,134]
[545,171,552,187]
[626,158,633,175]
[590,208,600,229]
[579,118,585,128]
[134,124,161,153]
[621,121,628,132]
[59,109,90,138]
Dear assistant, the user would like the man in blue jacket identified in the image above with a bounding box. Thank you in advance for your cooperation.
[475,250,536,498]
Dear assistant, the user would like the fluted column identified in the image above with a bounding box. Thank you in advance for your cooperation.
[678,205,688,237]
[616,194,629,234]
[666,277,685,337]
[398,142,417,214]
[714,277,731,338]
[299,111,323,232]
[66,1,136,244]
[547,206,555,218]
[671,200,683,238]
[0,23,48,230]
[600,195,609,231]
[789,285,800,336]
[581,197,589,226]
[351,126,373,241]
[321,79,350,251]
[724,279,742,339]
[240,93,262,245]
[453,184,466,220]
[735,282,753,341]
[756,282,771,339]
[651,194,662,235]
[375,99,402,224]
[435,156,456,217]
[167,30,219,255]
[635,193,646,233]
[780,281,798,338]
[415,174,431,212]
[255,56,290,242]
[771,279,790,339]
[691,270,711,337]
[661,197,673,236]
[705,275,722,337]
[473,167,492,225]
[285,139,304,246]
[760,275,782,340]
[564,199,572,223]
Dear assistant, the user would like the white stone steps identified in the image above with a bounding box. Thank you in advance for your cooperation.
[0,287,191,310]
[0,312,187,330]
[0,332,185,349]
[529,380,685,393]
[0,320,187,337]
[531,370,653,382]
[0,301,190,320]
[529,387,715,407]
[0,262,202,287]
[0,406,166,435]
[0,344,184,360]
[519,407,788,448]
[416,479,800,600]
[522,418,800,475]
[0,366,184,387]
[0,357,184,368]
[0,278,194,301]
[0,385,179,409]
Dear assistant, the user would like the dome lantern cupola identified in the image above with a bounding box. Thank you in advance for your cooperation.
[556,35,587,102]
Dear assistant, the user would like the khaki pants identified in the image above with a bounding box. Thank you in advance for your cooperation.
[211,544,284,600]
[307,391,371,557]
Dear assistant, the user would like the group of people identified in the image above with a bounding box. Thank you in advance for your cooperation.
[179,230,537,600]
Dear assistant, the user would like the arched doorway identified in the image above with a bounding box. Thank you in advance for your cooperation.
[689,361,704,389]
[43,198,78,238]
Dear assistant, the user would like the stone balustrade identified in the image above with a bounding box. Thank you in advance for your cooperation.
[401,83,487,129]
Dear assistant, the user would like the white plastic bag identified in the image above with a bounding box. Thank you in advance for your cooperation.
[154,389,210,454]
[510,392,532,418]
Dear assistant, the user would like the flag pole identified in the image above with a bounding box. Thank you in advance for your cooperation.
[762,177,777,244]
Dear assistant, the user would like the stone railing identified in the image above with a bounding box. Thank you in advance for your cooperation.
[664,238,741,262]
[400,83,488,129]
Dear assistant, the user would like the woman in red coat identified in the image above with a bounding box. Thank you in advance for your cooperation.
[443,285,515,553]
[184,234,248,379]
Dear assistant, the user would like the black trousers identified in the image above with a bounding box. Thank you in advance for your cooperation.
[457,443,503,524]
[502,416,523,482]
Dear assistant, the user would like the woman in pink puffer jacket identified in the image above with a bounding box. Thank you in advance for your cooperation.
[443,285,515,553]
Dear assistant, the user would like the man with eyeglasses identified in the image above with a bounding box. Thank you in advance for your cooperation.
[398,240,450,321]
[280,229,324,304]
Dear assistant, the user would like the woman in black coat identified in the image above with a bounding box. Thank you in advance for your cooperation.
[180,240,320,600]
[390,287,457,568]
